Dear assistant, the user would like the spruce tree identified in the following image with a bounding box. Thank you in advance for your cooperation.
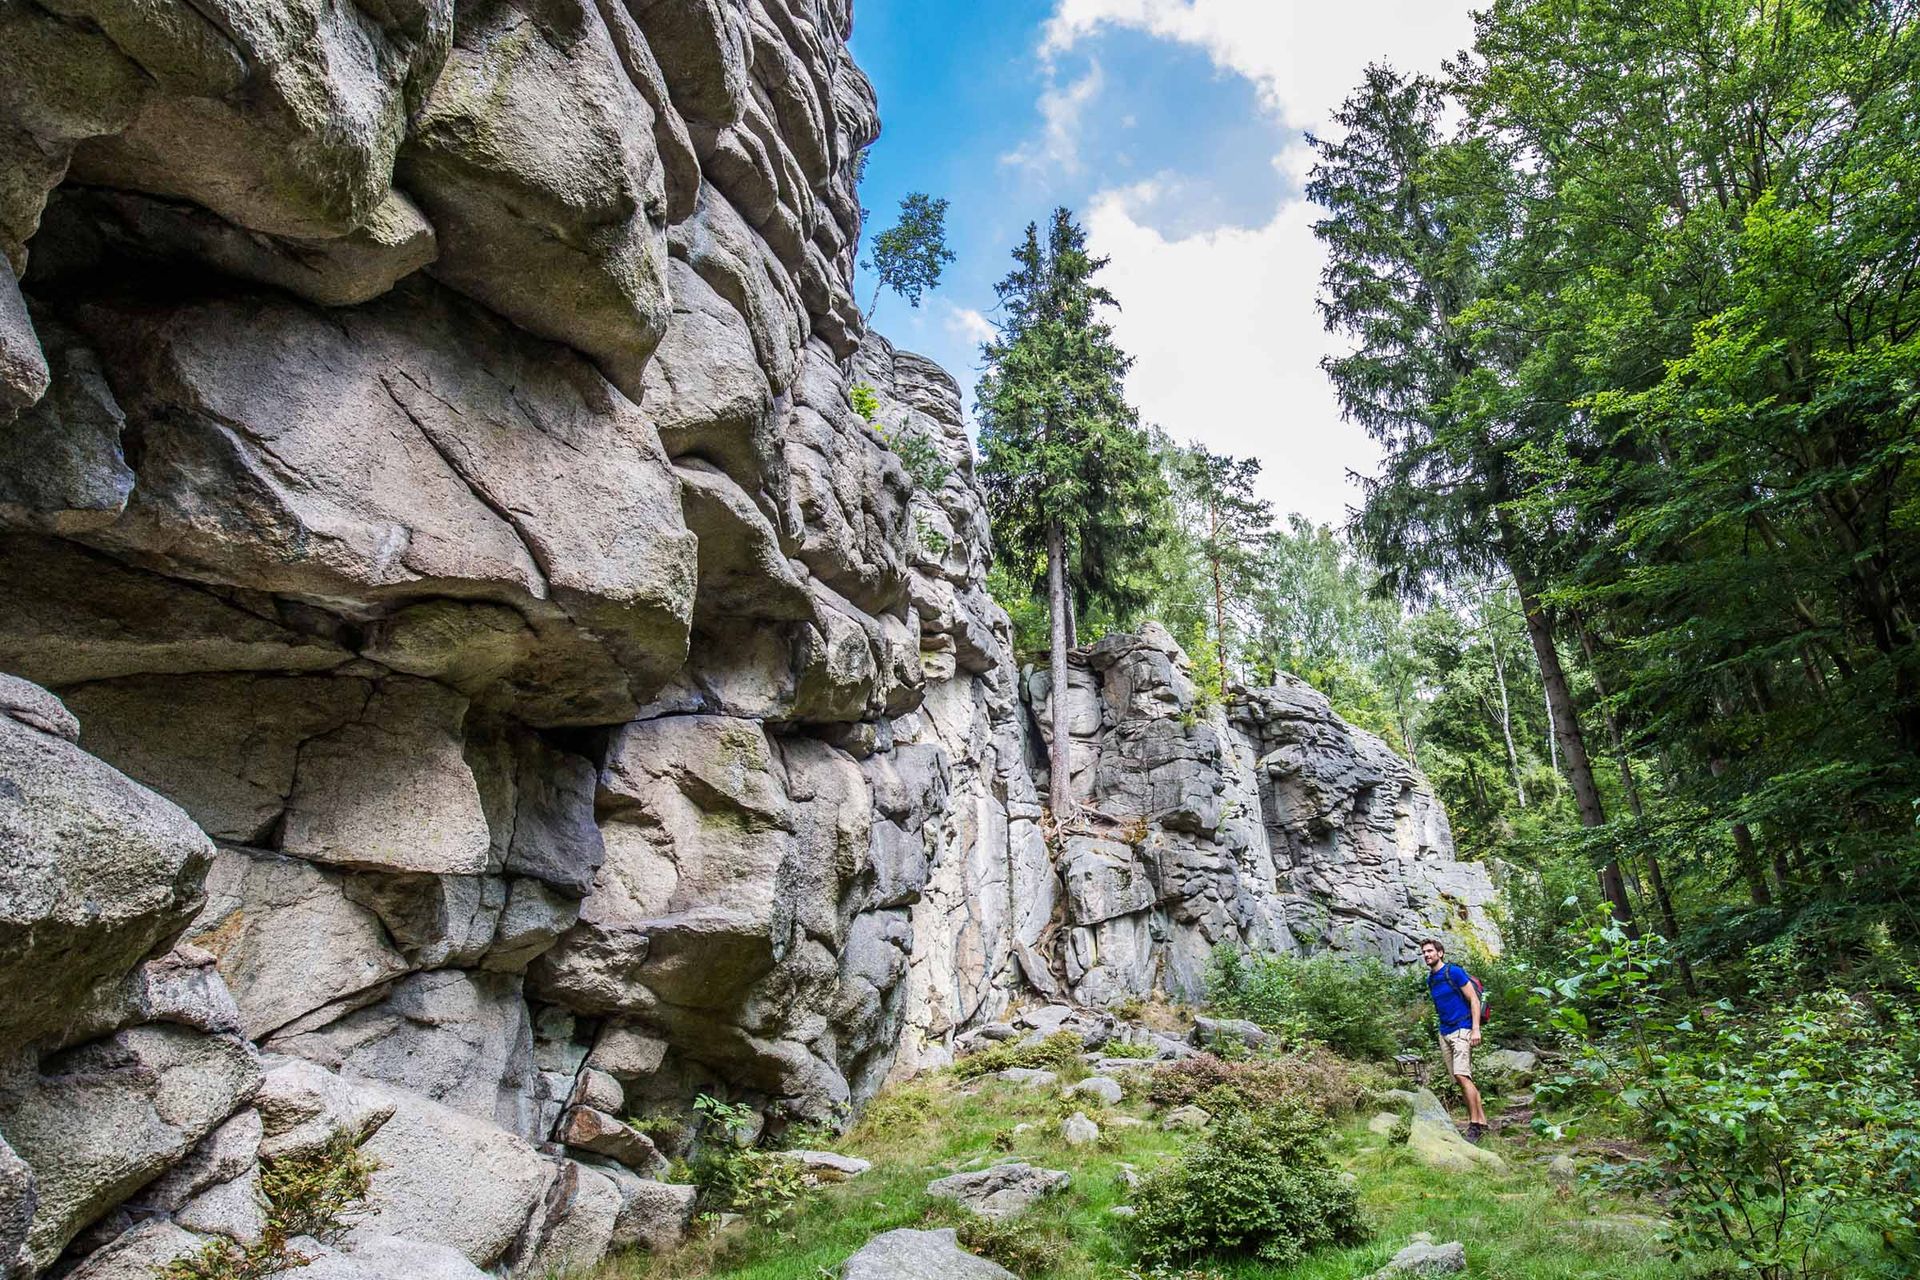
[977,209,1165,816]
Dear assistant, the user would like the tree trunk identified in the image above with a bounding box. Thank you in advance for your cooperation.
[1046,520,1074,818]
[1579,623,1694,992]
[1708,755,1773,907]
[1487,618,1527,808]
[1510,565,1637,932]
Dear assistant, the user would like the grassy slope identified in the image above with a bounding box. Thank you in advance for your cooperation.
[591,1070,1694,1280]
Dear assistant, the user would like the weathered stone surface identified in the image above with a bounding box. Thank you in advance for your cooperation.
[604,1174,696,1254]
[189,845,409,1040]
[1386,1088,1506,1174]
[266,971,536,1136]
[556,1106,667,1177]
[509,1158,623,1279]
[0,1133,32,1280]
[0,694,212,1048]
[1191,1017,1270,1052]
[352,1086,555,1268]
[320,1234,492,1280]
[1365,1233,1468,1279]
[928,1163,1070,1221]
[1066,1076,1123,1106]
[0,317,125,533]
[0,1024,260,1268]
[251,1055,394,1163]
[62,1220,206,1280]
[781,1150,870,1182]
[128,1108,261,1213]
[1061,1111,1099,1147]
[0,272,48,412]
[841,1228,1019,1280]
[1162,1105,1210,1131]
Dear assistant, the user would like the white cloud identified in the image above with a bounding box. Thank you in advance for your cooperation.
[1002,61,1106,174]
[1023,0,1479,523]
[941,300,997,349]
[1085,185,1377,526]
[1041,0,1477,133]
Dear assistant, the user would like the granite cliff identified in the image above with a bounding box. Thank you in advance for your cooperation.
[0,1,1497,1274]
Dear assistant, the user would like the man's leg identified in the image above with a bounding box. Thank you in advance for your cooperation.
[1457,1073,1487,1127]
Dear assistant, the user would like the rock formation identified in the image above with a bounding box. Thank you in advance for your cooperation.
[0,1,1497,1274]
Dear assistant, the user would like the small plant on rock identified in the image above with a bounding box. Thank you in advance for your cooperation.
[162,1135,377,1280]
[951,1031,1086,1081]
[1129,1106,1366,1266]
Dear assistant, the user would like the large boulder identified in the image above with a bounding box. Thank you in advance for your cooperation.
[350,1086,556,1268]
[0,685,212,1049]
[0,1024,260,1269]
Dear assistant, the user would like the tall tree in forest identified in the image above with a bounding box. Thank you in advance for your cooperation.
[977,209,1165,816]
[1168,444,1273,690]
[1309,63,1639,927]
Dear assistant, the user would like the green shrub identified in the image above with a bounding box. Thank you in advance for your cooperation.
[883,426,951,495]
[1537,918,1920,1280]
[1143,1050,1361,1115]
[953,1213,1066,1275]
[1205,946,1409,1060]
[1129,1106,1367,1266]
[162,1135,377,1280]
[951,1031,1086,1080]
[849,382,881,421]
[1099,1041,1159,1060]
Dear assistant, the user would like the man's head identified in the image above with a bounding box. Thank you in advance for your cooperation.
[1419,938,1445,970]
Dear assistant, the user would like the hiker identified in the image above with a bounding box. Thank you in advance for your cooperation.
[1420,938,1488,1142]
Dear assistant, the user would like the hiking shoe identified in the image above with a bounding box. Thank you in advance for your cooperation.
[1464,1123,1486,1144]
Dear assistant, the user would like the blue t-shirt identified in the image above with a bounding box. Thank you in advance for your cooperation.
[1427,963,1476,1035]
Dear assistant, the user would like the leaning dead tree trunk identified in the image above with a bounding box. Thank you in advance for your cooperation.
[1045,519,1074,817]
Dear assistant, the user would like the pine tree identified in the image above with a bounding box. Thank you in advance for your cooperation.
[977,209,1165,815]
[1168,444,1273,691]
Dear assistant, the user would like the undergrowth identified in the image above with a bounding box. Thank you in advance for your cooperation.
[161,1135,377,1280]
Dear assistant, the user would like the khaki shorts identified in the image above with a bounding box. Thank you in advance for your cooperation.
[1439,1029,1474,1078]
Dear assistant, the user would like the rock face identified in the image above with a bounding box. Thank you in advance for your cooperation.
[1021,626,1500,1006]
[0,1,1500,1274]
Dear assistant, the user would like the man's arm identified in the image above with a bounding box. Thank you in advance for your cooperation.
[1462,970,1483,1044]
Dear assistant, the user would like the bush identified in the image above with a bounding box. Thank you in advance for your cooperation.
[1537,918,1920,1280]
[1205,947,1410,1060]
[953,1214,1066,1275]
[951,1031,1086,1080]
[1129,1106,1367,1266]
[1099,1041,1159,1060]
[162,1135,377,1280]
[1143,1050,1361,1115]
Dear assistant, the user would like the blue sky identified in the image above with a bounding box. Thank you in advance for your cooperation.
[849,0,1479,525]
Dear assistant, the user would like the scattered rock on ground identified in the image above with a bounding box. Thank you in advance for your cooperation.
[1162,1105,1211,1130]
[926,1162,1070,1220]
[1190,1016,1269,1051]
[1365,1233,1467,1278]
[1066,1076,1123,1105]
[782,1151,871,1182]
[1386,1088,1506,1174]
[1368,1111,1402,1135]
[842,1228,1019,1280]
[994,1068,1058,1089]
[1062,1112,1100,1146]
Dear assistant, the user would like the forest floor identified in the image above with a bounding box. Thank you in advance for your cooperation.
[587,1066,1693,1280]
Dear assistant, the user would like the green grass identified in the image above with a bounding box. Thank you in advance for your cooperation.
[587,1071,1693,1280]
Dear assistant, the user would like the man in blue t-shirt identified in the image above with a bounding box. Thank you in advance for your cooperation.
[1420,937,1487,1142]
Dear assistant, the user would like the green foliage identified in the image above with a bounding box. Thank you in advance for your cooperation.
[950,1031,1087,1080]
[1096,1040,1158,1060]
[863,192,955,317]
[884,428,951,495]
[687,1096,810,1226]
[952,1213,1067,1275]
[848,382,880,422]
[977,208,1170,633]
[1142,1050,1364,1116]
[162,1135,377,1280]
[1205,947,1412,1061]
[1128,1106,1367,1266]
[1536,917,1920,1279]
[261,1135,379,1241]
